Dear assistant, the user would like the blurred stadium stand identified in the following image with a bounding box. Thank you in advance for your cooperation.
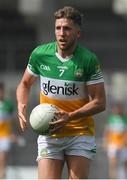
[0,0,127,179]
[82,8,127,71]
[0,9,36,71]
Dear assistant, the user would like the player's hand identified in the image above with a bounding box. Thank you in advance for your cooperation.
[17,103,27,132]
[49,110,70,133]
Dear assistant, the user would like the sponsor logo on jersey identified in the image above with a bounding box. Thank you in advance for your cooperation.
[42,80,79,96]
[41,77,86,99]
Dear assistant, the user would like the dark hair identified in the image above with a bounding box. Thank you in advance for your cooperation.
[54,6,83,26]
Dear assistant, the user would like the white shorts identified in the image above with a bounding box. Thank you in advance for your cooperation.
[37,135,96,161]
[0,137,11,152]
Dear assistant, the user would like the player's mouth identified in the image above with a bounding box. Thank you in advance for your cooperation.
[59,39,67,45]
[59,38,67,42]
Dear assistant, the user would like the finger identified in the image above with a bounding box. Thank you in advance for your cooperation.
[18,115,27,131]
[18,112,27,122]
[50,124,63,134]
[49,118,65,125]
[19,120,26,132]
[19,121,25,132]
[55,111,65,116]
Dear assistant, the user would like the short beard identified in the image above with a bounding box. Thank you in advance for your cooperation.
[57,39,77,52]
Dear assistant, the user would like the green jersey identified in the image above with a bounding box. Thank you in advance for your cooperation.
[0,99,14,137]
[107,114,127,147]
[27,42,104,137]
[108,114,127,133]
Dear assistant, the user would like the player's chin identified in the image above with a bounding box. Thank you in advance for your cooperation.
[59,45,68,51]
[58,42,68,50]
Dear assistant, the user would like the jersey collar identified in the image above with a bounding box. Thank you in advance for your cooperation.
[55,52,73,62]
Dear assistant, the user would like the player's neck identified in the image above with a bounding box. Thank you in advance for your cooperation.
[57,51,72,59]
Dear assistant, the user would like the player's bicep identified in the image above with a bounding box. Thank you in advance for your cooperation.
[20,69,37,88]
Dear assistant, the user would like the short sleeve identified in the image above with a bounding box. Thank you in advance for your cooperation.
[86,53,104,85]
[27,46,40,76]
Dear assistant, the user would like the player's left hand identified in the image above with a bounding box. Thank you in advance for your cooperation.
[49,110,70,133]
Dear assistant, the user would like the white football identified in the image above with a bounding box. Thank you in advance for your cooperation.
[29,103,59,135]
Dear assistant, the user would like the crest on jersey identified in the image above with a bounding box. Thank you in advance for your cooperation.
[74,68,84,78]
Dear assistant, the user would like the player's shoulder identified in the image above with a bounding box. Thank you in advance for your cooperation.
[76,44,99,67]
[32,42,56,56]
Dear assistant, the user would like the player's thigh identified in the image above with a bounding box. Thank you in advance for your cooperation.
[66,155,91,179]
[38,158,64,179]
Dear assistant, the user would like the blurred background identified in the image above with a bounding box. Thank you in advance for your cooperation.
[0,0,127,179]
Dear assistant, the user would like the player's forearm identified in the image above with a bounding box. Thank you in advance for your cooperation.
[16,82,30,109]
[69,98,106,120]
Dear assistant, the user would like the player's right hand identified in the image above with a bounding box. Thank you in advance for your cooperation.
[49,110,70,134]
[17,103,27,132]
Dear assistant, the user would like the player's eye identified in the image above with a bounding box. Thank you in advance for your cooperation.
[64,26,71,31]
[55,26,61,30]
